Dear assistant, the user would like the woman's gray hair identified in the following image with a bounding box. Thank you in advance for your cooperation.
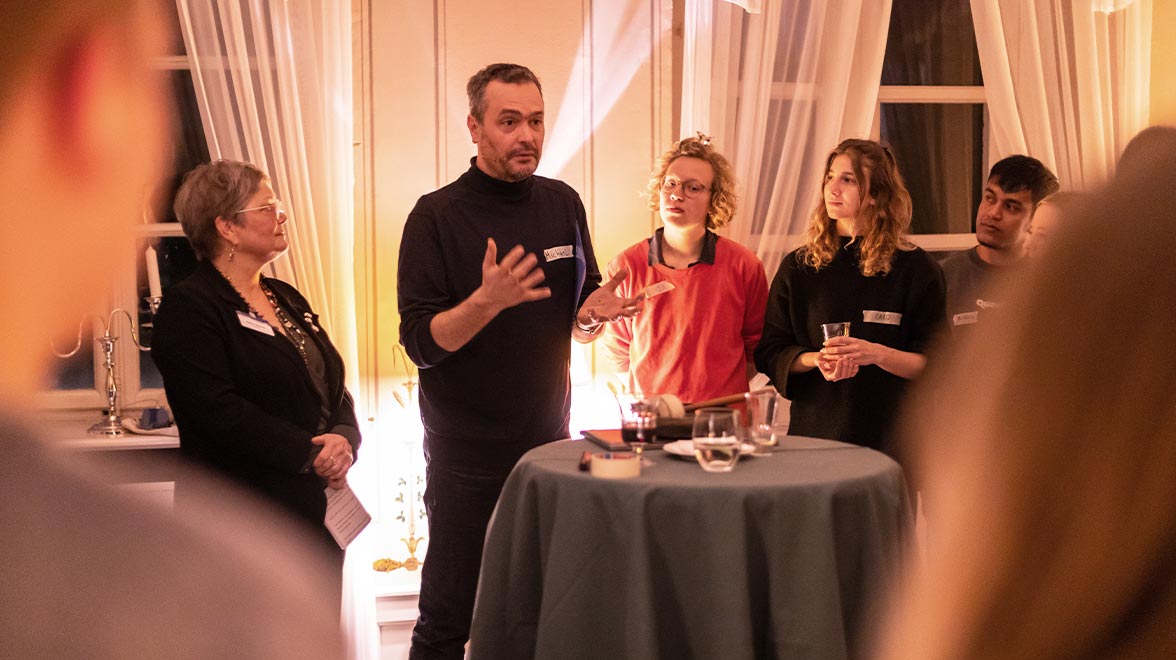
[173,160,267,261]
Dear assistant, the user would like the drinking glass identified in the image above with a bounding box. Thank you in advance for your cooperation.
[691,407,741,473]
[744,389,781,455]
[821,321,851,341]
[768,423,791,448]
[615,393,657,466]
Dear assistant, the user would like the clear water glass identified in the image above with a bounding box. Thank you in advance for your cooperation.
[691,407,741,473]
[745,388,781,455]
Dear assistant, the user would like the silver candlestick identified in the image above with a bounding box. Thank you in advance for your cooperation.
[53,297,161,436]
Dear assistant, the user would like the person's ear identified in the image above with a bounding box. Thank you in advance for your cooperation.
[215,216,238,241]
[468,114,480,144]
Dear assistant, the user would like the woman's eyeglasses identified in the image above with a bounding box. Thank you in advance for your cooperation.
[660,177,710,198]
[235,200,286,218]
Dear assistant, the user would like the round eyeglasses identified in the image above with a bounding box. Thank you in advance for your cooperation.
[661,177,711,198]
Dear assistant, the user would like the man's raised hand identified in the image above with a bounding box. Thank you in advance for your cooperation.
[473,238,552,313]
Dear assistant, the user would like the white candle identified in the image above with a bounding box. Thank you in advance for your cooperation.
[146,245,162,298]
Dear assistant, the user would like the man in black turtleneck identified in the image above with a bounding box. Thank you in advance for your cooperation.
[397,63,636,659]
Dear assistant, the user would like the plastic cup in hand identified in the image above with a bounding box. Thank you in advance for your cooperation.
[744,389,781,455]
[821,322,851,341]
[691,407,741,473]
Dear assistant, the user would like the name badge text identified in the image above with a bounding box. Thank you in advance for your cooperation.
[544,245,574,262]
[237,310,275,336]
[862,310,902,326]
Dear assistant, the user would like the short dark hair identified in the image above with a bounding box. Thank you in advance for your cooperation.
[466,63,542,122]
[987,155,1059,206]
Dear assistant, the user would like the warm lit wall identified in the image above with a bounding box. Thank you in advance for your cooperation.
[1152,0,1176,124]
[354,0,673,417]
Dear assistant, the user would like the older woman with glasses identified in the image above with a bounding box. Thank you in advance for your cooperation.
[151,160,360,599]
[602,135,768,404]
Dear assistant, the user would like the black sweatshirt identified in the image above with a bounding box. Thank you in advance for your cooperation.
[397,160,601,465]
[754,238,945,453]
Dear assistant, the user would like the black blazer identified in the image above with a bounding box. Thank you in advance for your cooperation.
[151,261,361,534]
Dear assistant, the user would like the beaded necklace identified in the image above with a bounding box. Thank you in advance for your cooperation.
[216,266,310,369]
[260,282,310,368]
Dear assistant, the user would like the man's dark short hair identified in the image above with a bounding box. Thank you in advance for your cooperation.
[467,63,542,122]
[987,155,1060,206]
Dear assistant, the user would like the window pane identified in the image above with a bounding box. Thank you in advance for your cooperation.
[160,0,187,56]
[139,237,200,389]
[49,329,96,391]
[881,103,984,234]
[882,0,982,86]
[148,71,210,223]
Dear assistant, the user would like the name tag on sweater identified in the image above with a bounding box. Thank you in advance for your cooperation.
[237,310,275,336]
[862,310,902,326]
[544,245,574,262]
[953,311,979,326]
[640,281,676,300]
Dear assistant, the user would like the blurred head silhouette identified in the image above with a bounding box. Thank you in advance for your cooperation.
[0,3,345,657]
[877,129,1176,658]
[0,0,168,400]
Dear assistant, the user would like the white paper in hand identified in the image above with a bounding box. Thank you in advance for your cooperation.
[324,483,371,549]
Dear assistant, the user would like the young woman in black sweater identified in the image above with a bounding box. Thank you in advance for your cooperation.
[754,139,945,454]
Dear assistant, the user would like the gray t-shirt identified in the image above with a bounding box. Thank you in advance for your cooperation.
[939,246,1022,332]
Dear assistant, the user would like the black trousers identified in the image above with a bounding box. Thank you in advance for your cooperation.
[409,455,513,660]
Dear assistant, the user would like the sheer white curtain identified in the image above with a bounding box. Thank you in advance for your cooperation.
[175,3,374,658]
[681,0,893,270]
[971,0,1152,189]
[176,0,358,378]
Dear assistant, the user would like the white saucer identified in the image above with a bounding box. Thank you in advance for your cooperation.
[662,439,761,458]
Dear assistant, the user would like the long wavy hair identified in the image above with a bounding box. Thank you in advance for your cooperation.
[645,134,738,230]
[797,139,913,277]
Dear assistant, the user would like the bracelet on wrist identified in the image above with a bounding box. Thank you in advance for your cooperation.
[575,317,603,334]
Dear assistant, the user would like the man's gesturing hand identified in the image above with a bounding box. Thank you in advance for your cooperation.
[472,238,552,313]
[578,269,641,325]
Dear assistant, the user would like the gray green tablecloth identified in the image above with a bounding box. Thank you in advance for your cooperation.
[468,436,910,660]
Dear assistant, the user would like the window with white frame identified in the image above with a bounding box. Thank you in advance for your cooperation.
[45,2,206,413]
[877,0,987,254]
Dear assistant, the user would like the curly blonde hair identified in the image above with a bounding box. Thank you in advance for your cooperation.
[798,139,913,277]
[645,134,738,229]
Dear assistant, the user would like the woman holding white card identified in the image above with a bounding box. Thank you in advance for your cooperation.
[754,139,944,454]
[602,135,769,404]
[151,160,360,577]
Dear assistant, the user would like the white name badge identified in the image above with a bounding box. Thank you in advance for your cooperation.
[863,310,902,326]
[640,281,676,299]
[237,310,275,336]
[953,311,979,326]
[544,245,574,262]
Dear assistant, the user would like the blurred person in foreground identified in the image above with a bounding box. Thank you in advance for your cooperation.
[0,1,343,656]
[754,139,944,455]
[602,134,768,403]
[1025,191,1082,259]
[875,130,1176,659]
[152,159,361,600]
